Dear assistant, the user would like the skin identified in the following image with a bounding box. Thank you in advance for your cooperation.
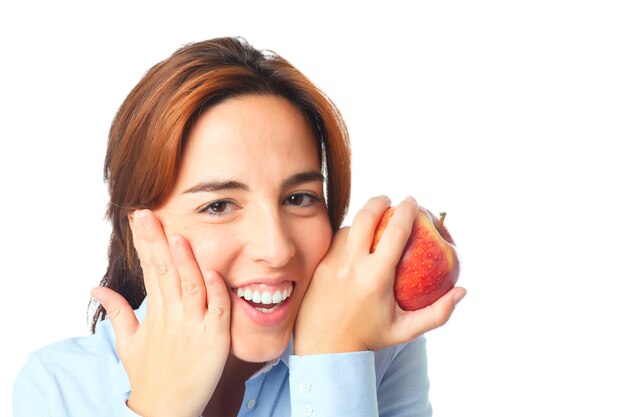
[152,94,332,363]
[92,94,467,417]
[295,196,466,355]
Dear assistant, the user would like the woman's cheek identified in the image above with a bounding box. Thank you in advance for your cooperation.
[305,220,333,269]
[187,228,239,276]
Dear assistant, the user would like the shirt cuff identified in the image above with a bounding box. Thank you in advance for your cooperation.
[288,351,378,417]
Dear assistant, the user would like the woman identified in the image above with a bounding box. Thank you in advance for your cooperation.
[14,37,465,417]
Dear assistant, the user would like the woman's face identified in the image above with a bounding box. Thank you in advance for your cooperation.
[154,94,332,362]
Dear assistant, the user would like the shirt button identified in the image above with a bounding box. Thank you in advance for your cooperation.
[300,381,312,393]
[303,404,313,416]
[246,398,256,409]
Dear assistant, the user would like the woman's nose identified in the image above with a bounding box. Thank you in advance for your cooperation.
[244,209,295,268]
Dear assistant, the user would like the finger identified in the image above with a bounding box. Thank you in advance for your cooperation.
[392,287,466,341]
[135,209,181,306]
[203,270,231,333]
[91,286,139,345]
[169,233,207,319]
[129,210,160,300]
[373,196,418,270]
[346,195,392,256]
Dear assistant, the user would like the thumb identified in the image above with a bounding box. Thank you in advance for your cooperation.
[392,287,466,341]
[91,287,139,344]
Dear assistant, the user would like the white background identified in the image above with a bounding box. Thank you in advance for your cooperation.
[1,1,625,416]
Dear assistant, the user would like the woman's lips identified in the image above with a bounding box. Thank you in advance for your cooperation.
[231,281,295,326]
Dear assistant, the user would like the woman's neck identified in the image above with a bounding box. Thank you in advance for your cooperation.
[202,354,265,417]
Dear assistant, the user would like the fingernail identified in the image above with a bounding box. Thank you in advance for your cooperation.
[203,270,216,284]
[403,195,416,204]
[168,234,182,250]
[90,287,104,302]
[136,210,149,227]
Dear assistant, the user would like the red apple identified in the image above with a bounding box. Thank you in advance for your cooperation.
[370,206,460,311]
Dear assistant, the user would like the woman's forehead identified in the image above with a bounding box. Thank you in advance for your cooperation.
[177,95,321,186]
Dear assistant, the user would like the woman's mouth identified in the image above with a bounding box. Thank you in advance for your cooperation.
[232,281,294,313]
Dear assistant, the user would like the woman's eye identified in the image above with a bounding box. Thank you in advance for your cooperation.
[201,200,235,215]
[284,193,319,207]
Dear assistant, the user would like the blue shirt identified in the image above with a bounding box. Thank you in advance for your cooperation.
[14,300,433,416]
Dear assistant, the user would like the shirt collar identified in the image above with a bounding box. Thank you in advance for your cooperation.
[246,334,294,380]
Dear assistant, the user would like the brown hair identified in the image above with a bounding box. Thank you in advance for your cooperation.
[91,37,351,332]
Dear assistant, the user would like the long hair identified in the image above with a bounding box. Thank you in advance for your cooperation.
[91,37,351,332]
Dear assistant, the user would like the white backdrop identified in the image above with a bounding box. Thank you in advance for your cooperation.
[1,1,625,416]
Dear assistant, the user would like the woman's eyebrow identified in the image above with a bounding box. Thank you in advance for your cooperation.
[182,180,249,194]
[182,171,324,195]
[281,171,325,189]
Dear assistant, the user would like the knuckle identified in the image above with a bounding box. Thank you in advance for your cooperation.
[385,222,410,243]
[141,226,160,242]
[428,304,451,329]
[208,304,225,318]
[153,262,170,278]
[106,304,124,320]
[180,279,201,296]
[377,256,400,272]
[138,258,152,271]
[367,195,390,206]
[355,207,378,226]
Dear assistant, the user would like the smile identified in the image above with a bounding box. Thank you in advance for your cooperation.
[233,282,294,313]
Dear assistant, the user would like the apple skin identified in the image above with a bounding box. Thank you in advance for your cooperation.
[370,206,460,311]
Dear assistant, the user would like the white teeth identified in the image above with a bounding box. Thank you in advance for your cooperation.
[255,304,280,313]
[261,292,272,304]
[234,282,293,308]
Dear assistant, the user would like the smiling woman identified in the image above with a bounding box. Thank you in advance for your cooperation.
[150,95,333,363]
[98,38,351,336]
[13,37,465,417]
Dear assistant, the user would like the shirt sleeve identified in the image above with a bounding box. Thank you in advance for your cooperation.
[287,336,432,417]
[288,350,378,417]
[376,336,433,417]
[13,351,142,417]
[13,352,64,417]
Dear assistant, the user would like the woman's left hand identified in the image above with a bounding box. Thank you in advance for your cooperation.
[294,195,466,355]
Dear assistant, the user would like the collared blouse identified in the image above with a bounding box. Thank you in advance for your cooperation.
[14,300,432,417]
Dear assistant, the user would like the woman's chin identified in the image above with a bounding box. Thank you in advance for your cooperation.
[230,332,291,363]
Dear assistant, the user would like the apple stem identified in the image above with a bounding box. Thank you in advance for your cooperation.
[438,212,447,229]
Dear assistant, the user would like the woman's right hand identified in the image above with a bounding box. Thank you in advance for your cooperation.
[91,209,231,417]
